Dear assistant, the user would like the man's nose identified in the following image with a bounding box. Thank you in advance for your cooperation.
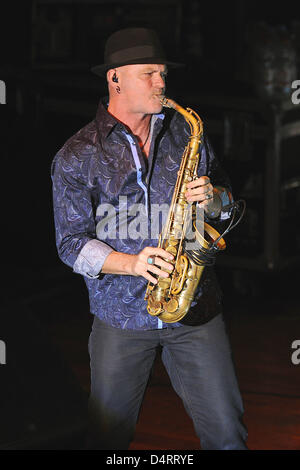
[154,74,166,89]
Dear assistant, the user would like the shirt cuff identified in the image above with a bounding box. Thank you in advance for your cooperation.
[73,239,114,279]
[218,188,233,220]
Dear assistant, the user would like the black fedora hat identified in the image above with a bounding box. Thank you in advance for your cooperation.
[91,27,184,77]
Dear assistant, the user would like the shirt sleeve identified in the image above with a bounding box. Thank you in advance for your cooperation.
[51,151,113,278]
[200,134,234,222]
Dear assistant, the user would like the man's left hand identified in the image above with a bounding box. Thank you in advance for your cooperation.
[185,176,221,218]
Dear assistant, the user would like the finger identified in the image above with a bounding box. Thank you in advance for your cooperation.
[186,186,211,198]
[151,257,174,273]
[187,176,210,188]
[186,191,212,203]
[186,176,210,189]
[186,185,213,202]
[145,247,174,261]
[186,183,212,197]
[187,181,212,193]
[143,271,159,284]
[197,200,210,209]
[147,264,170,279]
[187,195,210,204]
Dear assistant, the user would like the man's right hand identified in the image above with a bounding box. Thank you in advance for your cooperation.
[101,247,174,284]
[128,247,174,284]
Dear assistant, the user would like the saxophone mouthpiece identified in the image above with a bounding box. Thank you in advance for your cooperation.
[160,96,170,107]
[160,96,176,110]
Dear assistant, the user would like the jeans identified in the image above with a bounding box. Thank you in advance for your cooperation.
[86,313,248,450]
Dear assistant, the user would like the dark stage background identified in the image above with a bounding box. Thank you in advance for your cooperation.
[0,0,300,451]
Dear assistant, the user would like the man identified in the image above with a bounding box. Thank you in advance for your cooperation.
[51,27,248,450]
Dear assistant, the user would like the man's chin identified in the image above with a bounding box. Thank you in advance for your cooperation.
[153,104,163,114]
[151,98,163,113]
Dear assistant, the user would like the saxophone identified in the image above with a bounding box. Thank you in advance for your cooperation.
[144,96,227,323]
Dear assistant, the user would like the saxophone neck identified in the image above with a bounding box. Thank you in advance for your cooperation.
[161,96,202,131]
[160,96,183,113]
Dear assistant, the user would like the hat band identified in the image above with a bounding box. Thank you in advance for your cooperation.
[109,45,164,64]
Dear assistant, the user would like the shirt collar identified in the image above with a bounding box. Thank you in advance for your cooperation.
[95,97,119,140]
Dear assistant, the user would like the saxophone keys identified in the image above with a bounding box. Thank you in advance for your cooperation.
[166,244,177,256]
[158,277,171,289]
[167,239,178,247]
[147,299,163,316]
[165,298,179,313]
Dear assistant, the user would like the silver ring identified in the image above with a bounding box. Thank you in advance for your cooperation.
[147,255,155,265]
[206,193,213,200]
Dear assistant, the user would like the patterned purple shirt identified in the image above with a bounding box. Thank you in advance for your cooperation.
[51,97,233,330]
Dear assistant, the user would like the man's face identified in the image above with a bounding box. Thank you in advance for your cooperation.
[117,63,167,115]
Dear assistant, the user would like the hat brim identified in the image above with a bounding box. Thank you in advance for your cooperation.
[91,57,185,77]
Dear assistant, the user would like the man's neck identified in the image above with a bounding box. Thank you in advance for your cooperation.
[107,102,151,139]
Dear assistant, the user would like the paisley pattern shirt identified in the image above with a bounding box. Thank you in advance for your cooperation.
[51,97,233,330]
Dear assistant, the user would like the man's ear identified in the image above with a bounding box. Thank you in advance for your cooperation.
[107,69,118,84]
[106,69,112,83]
